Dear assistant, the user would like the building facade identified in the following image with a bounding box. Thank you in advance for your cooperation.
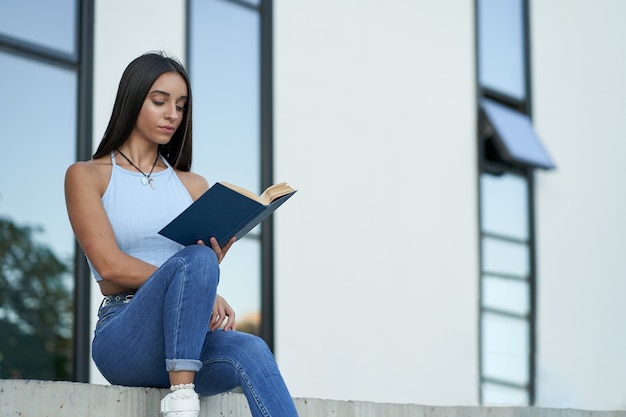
[1,0,625,411]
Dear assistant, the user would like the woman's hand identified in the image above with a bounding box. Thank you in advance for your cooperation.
[210,294,236,331]
[197,236,235,264]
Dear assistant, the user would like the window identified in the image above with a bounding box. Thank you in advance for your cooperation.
[477,0,526,101]
[476,0,554,405]
[188,0,274,346]
[480,98,555,169]
[479,171,532,404]
[0,0,93,381]
[0,0,77,57]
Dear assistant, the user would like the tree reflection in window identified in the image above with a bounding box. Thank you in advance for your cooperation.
[0,217,73,380]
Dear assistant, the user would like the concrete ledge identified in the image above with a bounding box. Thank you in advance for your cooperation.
[2,379,626,417]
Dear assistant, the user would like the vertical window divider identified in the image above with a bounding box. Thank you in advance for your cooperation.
[522,0,536,405]
[526,169,537,404]
[73,0,95,383]
[259,0,275,352]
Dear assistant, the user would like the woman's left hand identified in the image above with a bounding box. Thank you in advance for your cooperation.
[197,236,235,264]
[210,294,237,331]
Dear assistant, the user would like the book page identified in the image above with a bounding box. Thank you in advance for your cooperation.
[260,182,295,204]
[220,181,295,205]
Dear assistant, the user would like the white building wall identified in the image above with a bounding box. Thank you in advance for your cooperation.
[84,0,626,411]
[273,0,479,405]
[89,0,187,385]
[532,0,626,410]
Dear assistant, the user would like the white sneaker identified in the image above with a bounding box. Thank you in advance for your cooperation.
[160,388,200,417]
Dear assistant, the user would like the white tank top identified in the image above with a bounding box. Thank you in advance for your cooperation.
[87,152,193,282]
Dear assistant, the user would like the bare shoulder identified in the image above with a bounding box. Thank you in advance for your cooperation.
[65,157,112,196]
[175,170,210,201]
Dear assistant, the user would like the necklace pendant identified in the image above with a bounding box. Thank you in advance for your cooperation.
[141,177,149,186]
[148,178,156,190]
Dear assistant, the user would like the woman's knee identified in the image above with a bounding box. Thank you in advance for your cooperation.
[231,332,275,364]
[160,245,219,292]
[180,244,218,266]
[180,245,219,279]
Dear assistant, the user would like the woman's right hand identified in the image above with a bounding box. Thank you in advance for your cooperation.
[210,294,237,331]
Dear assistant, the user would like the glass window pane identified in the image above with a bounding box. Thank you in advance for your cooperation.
[482,313,529,385]
[0,0,77,55]
[481,98,555,169]
[190,0,262,335]
[190,0,260,193]
[0,51,76,379]
[481,172,528,240]
[483,275,529,315]
[482,382,529,405]
[477,0,525,100]
[217,237,262,335]
[482,237,529,277]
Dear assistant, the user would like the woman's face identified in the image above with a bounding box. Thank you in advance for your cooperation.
[132,71,188,146]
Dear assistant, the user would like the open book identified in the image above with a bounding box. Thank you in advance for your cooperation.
[158,181,297,247]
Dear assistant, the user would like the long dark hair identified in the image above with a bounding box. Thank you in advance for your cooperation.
[93,52,193,171]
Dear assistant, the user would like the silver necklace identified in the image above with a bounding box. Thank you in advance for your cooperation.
[117,149,159,189]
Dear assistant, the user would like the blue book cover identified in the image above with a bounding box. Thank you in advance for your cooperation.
[158,182,296,247]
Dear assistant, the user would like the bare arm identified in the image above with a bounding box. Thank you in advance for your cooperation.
[65,161,157,293]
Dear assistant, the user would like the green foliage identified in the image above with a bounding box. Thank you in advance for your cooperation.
[0,217,73,380]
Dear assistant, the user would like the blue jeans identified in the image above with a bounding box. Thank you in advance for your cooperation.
[92,245,298,417]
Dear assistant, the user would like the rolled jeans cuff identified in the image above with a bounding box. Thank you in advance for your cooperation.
[166,359,203,372]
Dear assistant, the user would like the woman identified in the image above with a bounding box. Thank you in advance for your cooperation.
[65,52,298,417]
